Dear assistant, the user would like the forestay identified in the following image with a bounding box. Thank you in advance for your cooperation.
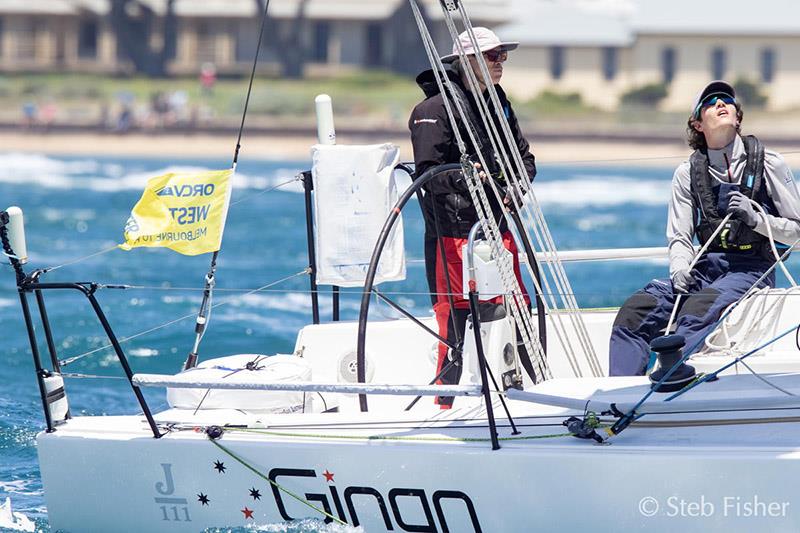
[311,143,405,287]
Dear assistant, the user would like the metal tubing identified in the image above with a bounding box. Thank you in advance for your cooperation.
[302,170,320,324]
[374,288,456,350]
[356,163,461,412]
[18,290,54,432]
[81,291,161,438]
[465,222,518,434]
[467,289,500,450]
[332,286,340,321]
[34,289,62,373]
[510,210,547,353]
[21,281,162,438]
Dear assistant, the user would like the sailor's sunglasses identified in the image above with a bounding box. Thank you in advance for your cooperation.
[695,93,736,117]
[483,49,508,63]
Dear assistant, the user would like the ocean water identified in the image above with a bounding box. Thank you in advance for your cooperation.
[0,152,797,531]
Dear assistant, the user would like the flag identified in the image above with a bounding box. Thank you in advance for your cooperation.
[120,169,233,256]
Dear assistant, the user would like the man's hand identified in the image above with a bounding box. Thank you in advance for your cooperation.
[473,162,488,183]
[726,191,760,228]
[671,269,697,294]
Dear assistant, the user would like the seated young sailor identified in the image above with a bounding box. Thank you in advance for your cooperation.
[609,80,800,376]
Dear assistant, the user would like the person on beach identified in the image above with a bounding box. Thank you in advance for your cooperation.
[609,80,800,376]
[408,27,536,407]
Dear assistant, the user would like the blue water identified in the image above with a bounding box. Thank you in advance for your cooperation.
[0,152,797,531]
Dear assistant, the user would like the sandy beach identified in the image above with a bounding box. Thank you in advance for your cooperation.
[3,130,800,168]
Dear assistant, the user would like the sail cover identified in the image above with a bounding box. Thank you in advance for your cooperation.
[311,143,405,287]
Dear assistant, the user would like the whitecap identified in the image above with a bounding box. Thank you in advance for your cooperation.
[0,153,304,194]
[0,480,37,496]
[576,214,619,231]
[532,177,671,206]
[235,293,312,313]
[129,348,159,357]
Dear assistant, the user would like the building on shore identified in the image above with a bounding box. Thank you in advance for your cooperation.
[0,0,508,77]
[498,0,800,111]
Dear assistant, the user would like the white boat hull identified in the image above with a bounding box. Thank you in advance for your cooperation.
[39,379,800,532]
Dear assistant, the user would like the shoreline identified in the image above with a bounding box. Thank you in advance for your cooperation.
[2,131,800,168]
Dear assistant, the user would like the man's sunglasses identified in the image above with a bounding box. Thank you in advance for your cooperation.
[694,93,736,117]
[483,49,508,63]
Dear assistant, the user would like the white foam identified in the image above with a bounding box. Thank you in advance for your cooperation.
[531,177,671,206]
[247,518,363,532]
[236,292,312,313]
[129,348,159,357]
[0,298,15,308]
[576,214,619,231]
[0,153,303,194]
[0,480,39,496]
[215,311,304,335]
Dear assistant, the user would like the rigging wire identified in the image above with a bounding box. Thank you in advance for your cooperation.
[42,245,120,274]
[34,175,300,275]
[440,4,585,377]
[409,0,550,380]
[183,0,273,371]
[738,359,796,397]
[59,268,308,368]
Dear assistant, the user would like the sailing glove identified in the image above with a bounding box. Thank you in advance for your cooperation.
[726,191,760,228]
[671,269,697,294]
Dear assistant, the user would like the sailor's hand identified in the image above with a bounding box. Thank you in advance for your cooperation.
[473,162,488,183]
[726,191,759,228]
[503,190,518,211]
[671,269,697,294]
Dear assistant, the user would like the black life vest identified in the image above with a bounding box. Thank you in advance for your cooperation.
[689,135,777,261]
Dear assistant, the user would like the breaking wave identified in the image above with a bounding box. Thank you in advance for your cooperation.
[531,176,671,207]
[0,153,303,193]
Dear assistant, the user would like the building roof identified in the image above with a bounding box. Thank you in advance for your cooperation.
[498,1,633,47]
[632,0,800,35]
[499,0,800,47]
[0,0,75,14]
[0,0,512,21]
[422,0,513,24]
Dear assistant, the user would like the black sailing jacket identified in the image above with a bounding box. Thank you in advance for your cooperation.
[408,61,536,238]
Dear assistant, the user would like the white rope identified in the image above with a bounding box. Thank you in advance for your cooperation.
[440,13,550,379]
[751,199,798,287]
[701,287,791,357]
[433,3,601,378]
[409,0,551,380]
[451,6,600,376]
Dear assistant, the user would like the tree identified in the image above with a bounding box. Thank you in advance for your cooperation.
[620,82,669,106]
[254,0,309,79]
[733,77,768,108]
[108,0,177,77]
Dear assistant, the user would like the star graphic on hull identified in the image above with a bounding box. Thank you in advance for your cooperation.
[213,460,226,473]
[323,469,335,482]
[242,506,254,519]
[249,488,261,500]
[197,493,210,506]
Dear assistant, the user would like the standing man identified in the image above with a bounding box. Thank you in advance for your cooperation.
[609,80,800,376]
[409,28,536,407]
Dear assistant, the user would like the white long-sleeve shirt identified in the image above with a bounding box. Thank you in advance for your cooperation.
[667,135,800,275]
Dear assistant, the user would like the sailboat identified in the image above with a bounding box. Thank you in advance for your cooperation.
[4,2,800,532]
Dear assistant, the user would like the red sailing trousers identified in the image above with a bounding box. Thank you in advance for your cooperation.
[432,231,529,408]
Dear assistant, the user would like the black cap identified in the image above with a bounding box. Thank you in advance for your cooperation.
[691,80,736,118]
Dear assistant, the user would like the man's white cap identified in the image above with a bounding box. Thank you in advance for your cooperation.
[691,80,736,118]
[441,27,518,61]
